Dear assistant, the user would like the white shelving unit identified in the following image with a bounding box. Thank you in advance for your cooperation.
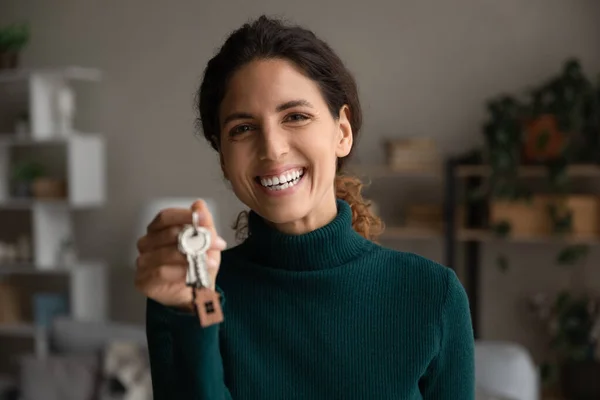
[0,66,108,359]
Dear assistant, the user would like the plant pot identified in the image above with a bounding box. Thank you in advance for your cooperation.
[561,360,600,400]
[522,114,567,163]
[31,178,67,199]
[489,197,550,237]
[539,195,600,238]
[0,51,19,70]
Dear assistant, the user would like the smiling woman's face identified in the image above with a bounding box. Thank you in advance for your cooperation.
[218,58,353,234]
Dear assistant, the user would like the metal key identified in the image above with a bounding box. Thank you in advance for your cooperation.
[177,211,224,327]
[178,224,211,286]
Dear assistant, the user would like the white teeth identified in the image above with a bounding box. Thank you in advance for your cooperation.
[259,168,305,190]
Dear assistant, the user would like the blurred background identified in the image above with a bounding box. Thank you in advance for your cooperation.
[0,1,599,399]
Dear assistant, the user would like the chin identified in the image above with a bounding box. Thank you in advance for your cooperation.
[249,195,307,222]
[259,207,308,226]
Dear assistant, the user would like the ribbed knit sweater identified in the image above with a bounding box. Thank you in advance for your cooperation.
[146,199,475,399]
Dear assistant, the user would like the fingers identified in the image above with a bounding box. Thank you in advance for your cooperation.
[136,199,226,295]
[191,199,216,231]
[137,225,183,252]
[190,200,223,288]
[138,246,188,268]
[137,224,227,253]
[146,208,192,233]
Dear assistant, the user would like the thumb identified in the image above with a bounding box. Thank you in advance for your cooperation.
[190,199,223,289]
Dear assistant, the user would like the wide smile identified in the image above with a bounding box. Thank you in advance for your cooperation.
[254,167,306,195]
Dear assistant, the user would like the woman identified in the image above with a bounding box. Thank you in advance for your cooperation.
[135,15,474,399]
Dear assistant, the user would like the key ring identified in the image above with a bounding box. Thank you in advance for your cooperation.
[192,210,200,233]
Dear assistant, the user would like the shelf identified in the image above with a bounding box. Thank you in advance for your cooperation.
[380,226,600,244]
[346,164,443,179]
[0,323,46,338]
[0,260,106,274]
[456,164,600,178]
[381,226,443,240]
[345,163,600,179]
[0,132,101,146]
[0,66,101,83]
[0,198,68,209]
[458,229,600,244]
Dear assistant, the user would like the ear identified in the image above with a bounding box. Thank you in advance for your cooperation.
[335,104,353,158]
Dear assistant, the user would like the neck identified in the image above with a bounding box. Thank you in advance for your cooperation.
[266,192,338,235]
[240,199,374,271]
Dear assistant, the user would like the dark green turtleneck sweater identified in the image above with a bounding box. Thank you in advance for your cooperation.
[146,199,475,399]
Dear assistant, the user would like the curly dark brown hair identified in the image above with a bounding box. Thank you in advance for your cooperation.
[196,15,383,241]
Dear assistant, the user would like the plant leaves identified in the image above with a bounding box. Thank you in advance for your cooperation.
[556,245,589,266]
[536,129,551,150]
[491,220,511,238]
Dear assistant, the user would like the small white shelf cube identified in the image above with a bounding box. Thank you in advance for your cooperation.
[0,133,107,207]
[0,66,101,140]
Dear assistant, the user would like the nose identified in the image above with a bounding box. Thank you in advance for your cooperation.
[258,123,289,161]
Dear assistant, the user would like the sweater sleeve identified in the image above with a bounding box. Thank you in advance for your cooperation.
[421,268,475,400]
[146,291,232,400]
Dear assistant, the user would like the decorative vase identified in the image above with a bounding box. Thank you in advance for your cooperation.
[56,237,77,266]
[561,360,600,400]
[54,86,76,136]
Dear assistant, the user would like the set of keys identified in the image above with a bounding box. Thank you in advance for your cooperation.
[177,211,224,327]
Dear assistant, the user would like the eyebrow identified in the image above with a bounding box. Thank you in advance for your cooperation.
[222,99,314,125]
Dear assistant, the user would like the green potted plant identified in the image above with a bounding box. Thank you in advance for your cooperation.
[529,291,600,399]
[0,23,30,69]
[11,161,45,197]
[477,58,600,269]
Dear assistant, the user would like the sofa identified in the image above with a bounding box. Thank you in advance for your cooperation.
[475,340,540,400]
[3,317,148,400]
[2,318,539,400]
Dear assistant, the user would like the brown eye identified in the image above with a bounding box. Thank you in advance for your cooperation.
[230,124,254,136]
[285,113,309,122]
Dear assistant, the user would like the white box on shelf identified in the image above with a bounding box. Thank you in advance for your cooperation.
[70,261,108,322]
[67,134,106,207]
[32,202,72,269]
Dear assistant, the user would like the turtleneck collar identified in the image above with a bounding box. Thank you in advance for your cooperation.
[239,199,373,271]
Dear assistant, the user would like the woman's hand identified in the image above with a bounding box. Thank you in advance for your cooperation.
[135,199,227,312]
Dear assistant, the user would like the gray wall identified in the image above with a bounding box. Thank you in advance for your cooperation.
[2,0,600,362]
